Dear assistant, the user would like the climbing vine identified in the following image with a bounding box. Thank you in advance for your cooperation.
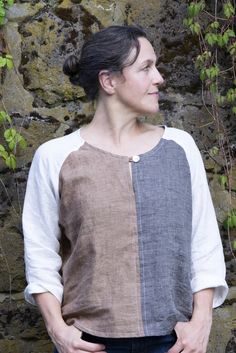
[184,0,236,252]
[0,0,27,170]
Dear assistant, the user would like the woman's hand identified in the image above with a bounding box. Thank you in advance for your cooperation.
[167,317,212,353]
[51,321,107,353]
[32,293,106,353]
[167,288,214,353]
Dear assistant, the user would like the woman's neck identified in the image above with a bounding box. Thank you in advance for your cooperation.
[84,99,145,147]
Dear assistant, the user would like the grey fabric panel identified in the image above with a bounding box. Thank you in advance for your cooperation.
[132,139,193,335]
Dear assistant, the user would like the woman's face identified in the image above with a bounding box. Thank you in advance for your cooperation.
[114,37,164,115]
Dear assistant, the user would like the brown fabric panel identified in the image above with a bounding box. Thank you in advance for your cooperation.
[59,143,144,337]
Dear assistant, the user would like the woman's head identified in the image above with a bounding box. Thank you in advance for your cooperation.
[63,25,147,101]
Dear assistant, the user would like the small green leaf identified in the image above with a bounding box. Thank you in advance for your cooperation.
[200,68,207,81]
[0,57,7,67]
[5,154,16,170]
[216,95,226,105]
[0,111,7,123]
[183,18,193,27]
[228,42,236,56]
[218,175,228,188]
[205,65,220,79]
[225,29,235,38]
[217,34,229,47]
[205,33,217,46]
[0,7,5,17]
[190,22,201,35]
[188,1,205,17]
[226,88,236,103]
[0,144,5,153]
[209,146,219,157]
[223,2,235,18]
[7,0,15,6]
[6,57,13,69]
[18,136,27,149]
[232,106,236,114]
[8,140,15,151]
[4,128,16,142]
[210,21,219,29]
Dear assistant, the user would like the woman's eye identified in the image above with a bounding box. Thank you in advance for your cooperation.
[143,65,150,71]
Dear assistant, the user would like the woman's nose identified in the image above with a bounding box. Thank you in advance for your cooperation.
[153,67,164,85]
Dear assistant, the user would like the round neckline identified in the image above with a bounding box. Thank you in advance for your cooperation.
[78,125,167,159]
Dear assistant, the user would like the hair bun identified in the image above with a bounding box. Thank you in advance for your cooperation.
[63,54,80,85]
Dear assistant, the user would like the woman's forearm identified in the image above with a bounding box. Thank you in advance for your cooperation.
[191,288,214,322]
[33,292,67,335]
[168,288,214,353]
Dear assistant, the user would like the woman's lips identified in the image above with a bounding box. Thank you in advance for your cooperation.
[148,92,159,97]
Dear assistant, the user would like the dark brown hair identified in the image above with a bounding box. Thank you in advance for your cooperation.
[63,25,147,101]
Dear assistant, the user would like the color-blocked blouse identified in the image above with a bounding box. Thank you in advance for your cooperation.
[23,126,228,338]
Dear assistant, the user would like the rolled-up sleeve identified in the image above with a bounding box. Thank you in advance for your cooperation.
[23,145,63,305]
[190,137,228,307]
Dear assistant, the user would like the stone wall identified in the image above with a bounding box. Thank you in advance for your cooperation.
[0,0,235,352]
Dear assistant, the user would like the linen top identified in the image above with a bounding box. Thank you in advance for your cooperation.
[23,125,228,338]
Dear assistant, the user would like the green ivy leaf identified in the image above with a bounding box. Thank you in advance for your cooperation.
[217,34,229,47]
[7,0,14,6]
[232,106,236,114]
[223,2,235,18]
[209,146,219,157]
[8,140,15,151]
[190,22,201,35]
[200,68,207,81]
[205,33,217,46]
[5,154,16,170]
[228,42,236,55]
[0,7,5,17]
[0,56,7,67]
[218,175,228,188]
[226,88,236,103]
[216,95,226,105]
[0,111,7,123]
[0,145,8,160]
[188,1,205,17]
[183,18,193,27]
[6,57,13,69]
[210,21,219,29]
[225,29,235,38]
[206,64,220,79]
[4,128,16,143]
[18,135,27,149]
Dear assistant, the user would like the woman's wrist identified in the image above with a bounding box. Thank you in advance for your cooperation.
[191,288,214,324]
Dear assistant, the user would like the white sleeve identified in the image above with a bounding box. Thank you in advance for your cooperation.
[23,145,63,305]
[189,137,228,308]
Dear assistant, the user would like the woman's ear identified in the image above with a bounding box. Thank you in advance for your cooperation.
[98,70,118,95]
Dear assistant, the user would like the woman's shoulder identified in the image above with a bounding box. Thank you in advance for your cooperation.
[162,125,199,150]
[34,129,83,161]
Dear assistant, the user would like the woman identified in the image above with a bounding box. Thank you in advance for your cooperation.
[23,25,228,353]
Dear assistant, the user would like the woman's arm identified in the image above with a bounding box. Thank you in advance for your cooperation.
[168,288,214,353]
[34,292,106,353]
